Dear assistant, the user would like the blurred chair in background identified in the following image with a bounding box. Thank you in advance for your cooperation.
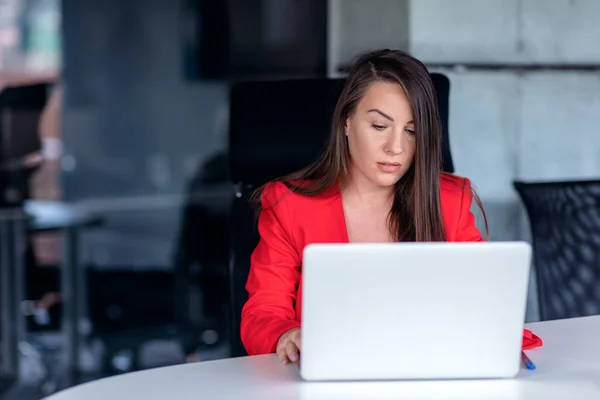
[0,83,48,205]
[84,151,232,374]
[173,150,231,361]
[0,83,65,333]
[228,74,453,357]
[0,83,52,327]
[0,81,54,394]
[87,268,186,373]
[514,180,600,321]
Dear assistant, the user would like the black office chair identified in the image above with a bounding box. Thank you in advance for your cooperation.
[172,151,231,351]
[0,84,50,331]
[0,83,48,206]
[514,179,600,321]
[228,74,454,357]
[0,82,53,394]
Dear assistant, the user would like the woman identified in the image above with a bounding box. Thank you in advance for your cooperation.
[241,49,487,364]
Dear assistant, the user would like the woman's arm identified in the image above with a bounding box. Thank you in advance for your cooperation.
[241,183,302,355]
[455,178,485,242]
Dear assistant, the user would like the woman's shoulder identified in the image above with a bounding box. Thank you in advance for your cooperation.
[260,180,291,205]
[260,180,339,209]
[440,172,473,202]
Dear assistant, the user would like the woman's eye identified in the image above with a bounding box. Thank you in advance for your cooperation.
[405,128,416,136]
[371,123,386,131]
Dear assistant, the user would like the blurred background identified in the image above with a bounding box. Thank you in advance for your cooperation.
[0,0,599,398]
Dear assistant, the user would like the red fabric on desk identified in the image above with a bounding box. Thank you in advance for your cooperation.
[523,329,543,350]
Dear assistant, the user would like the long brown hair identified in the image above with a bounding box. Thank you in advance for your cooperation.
[253,49,488,241]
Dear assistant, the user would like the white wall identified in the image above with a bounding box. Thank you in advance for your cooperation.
[410,0,600,240]
[327,0,410,77]
[410,0,600,64]
[329,0,600,321]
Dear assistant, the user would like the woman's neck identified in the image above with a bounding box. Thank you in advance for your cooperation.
[341,171,395,210]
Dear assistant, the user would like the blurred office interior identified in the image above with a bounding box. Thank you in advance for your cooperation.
[1,0,599,398]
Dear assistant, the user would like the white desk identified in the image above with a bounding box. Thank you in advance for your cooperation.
[45,316,600,400]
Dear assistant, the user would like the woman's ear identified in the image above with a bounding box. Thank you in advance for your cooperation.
[344,118,350,136]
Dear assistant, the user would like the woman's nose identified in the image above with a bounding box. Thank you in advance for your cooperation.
[385,131,404,155]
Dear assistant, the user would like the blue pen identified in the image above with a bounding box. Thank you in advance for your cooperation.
[521,351,536,370]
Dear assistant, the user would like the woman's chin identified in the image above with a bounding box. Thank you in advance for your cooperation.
[372,174,402,189]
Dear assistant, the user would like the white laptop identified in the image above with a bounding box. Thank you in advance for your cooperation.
[300,242,532,381]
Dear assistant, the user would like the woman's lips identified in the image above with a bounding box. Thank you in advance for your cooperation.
[377,162,401,173]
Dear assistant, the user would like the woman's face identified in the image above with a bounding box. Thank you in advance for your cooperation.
[345,81,416,190]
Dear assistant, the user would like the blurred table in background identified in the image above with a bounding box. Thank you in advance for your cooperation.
[2,187,233,394]
[0,200,103,390]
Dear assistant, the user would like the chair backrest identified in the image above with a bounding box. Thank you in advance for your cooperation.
[514,180,600,321]
[228,74,453,357]
[0,83,48,162]
[0,83,49,207]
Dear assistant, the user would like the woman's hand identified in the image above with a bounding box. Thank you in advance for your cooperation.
[276,327,301,365]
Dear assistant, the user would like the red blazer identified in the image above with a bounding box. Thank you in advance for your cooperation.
[241,173,483,355]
